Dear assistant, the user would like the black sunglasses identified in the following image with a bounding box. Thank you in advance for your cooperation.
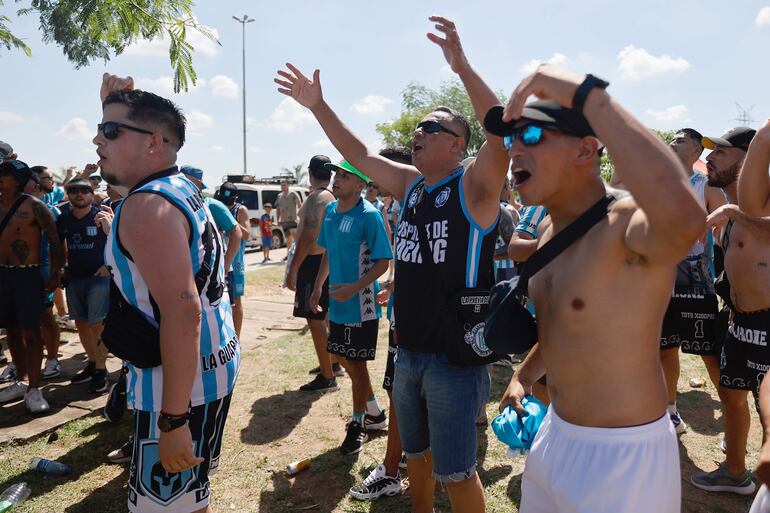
[416,120,461,138]
[97,121,169,143]
[67,187,93,195]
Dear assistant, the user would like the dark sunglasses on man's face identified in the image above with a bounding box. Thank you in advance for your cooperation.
[97,121,169,143]
[67,187,92,195]
[415,120,461,138]
[503,124,567,151]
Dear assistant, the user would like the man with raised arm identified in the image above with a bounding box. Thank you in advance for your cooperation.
[493,66,704,512]
[275,16,508,513]
[95,74,239,513]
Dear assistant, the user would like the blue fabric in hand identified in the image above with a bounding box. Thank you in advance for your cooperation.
[492,395,547,455]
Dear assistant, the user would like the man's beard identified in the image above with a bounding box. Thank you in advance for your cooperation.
[101,168,122,187]
[707,161,741,188]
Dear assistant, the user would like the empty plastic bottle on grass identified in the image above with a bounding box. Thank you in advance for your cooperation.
[29,457,72,476]
[0,482,31,512]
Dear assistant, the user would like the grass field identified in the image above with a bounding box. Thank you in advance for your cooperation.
[0,267,760,512]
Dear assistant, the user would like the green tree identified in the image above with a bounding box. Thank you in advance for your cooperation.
[1,0,217,92]
[281,162,307,186]
[601,128,676,183]
[376,79,507,157]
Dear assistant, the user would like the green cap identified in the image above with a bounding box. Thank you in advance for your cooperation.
[324,160,370,184]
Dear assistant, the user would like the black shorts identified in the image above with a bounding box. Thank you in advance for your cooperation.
[0,266,44,329]
[128,394,232,513]
[383,320,397,391]
[293,254,329,320]
[720,310,770,403]
[328,319,379,361]
[660,294,720,355]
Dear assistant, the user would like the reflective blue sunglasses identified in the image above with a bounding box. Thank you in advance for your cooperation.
[503,124,565,151]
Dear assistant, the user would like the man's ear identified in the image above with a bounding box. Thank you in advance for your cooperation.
[575,136,601,166]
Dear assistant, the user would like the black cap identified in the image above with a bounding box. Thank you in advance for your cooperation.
[0,141,12,160]
[216,182,239,202]
[702,127,756,150]
[484,100,596,138]
[65,178,94,192]
[0,159,32,186]
[309,155,331,173]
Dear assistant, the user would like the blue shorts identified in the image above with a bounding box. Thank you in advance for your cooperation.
[261,236,272,248]
[66,275,110,324]
[227,271,245,300]
[392,348,486,483]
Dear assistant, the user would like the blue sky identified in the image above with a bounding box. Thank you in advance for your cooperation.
[3,1,770,185]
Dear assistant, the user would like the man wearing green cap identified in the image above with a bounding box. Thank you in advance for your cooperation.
[309,160,393,456]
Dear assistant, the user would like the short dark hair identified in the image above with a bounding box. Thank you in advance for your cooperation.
[677,128,704,147]
[103,90,186,150]
[308,163,331,182]
[29,165,47,176]
[434,106,471,152]
[379,146,412,165]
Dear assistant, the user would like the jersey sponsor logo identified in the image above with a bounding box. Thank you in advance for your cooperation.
[728,322,768,346]
[464,322,493,357]
[435,187,451,208]
[138,439,195,505]
[395,219,448,264]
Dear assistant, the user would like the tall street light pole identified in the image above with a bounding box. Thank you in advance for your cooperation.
[232,14,254,174]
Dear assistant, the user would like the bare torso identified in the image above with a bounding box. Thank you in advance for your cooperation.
[531,198,672,427]
[724,222,770,312]
[0,194,43,266]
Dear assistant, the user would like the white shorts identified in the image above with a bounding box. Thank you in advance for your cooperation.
[750,484,770,513]
[521,407,680,513]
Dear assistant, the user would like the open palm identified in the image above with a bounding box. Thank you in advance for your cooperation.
[275,63,322,109]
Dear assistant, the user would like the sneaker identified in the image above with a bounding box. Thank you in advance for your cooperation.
[41,358,62,379]
[340,421,368,455]
[0,363,16,383]
[0,381,28,403]
[71,361,96,384]
[492,355,515,367]
[670,410,687,435]
[24,388,50,413]
[691,464,756,495]
[107,436,134,464]
[398,453,408,471]
[299,374,338,392]
[364,410,388,431]
[309,363,346,377]
[349,464,403,500]
[89,369,109,393]
[103,375,128,424]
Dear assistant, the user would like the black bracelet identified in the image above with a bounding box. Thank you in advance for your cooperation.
[572,74,609,114]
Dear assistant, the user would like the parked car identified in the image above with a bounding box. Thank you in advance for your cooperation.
[215,177,308,249]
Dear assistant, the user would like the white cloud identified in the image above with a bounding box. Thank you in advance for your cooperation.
[186,110,214,133]
[351,95,392,115]
[645,105,691,123]
[124,23,221,58]
[260,98,314,132]
[210,145,224,152]
[617,45,690,80]
[55,118,93,141]
[757,7,770,27]
[521,53,568,74]
[209,75,238,99]
[312,139,334,149]
[0,111,24,125]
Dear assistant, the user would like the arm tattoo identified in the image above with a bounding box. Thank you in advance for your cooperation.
[303,195,322,229]
[180,291,198,301]
[494,208,515,258]
[32,200,65,270]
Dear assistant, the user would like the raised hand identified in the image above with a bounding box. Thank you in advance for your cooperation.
[274,63,323,110]
[82,163,99,177]
[426,16,469,74]
[502,65,586,122]
[100,73,134,103]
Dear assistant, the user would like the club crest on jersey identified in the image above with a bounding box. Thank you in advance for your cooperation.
[138,439,194,505]
[464,322,493,357]
[408,186,424,208]
[435,187,451,208]
[86,226,98,236]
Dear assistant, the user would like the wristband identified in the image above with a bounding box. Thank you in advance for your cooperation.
[572,74,609,114]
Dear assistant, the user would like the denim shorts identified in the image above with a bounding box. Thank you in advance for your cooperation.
[66,275,110,324]
[392,347,486,483]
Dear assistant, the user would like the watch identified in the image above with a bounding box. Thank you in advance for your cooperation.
[572,74,609,114]
[157,411,189,433]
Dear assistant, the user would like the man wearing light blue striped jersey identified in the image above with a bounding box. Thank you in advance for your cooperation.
[95,74,240,513]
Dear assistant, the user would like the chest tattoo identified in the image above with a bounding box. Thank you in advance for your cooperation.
[10,239,30,262]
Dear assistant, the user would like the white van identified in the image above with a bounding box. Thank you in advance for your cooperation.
[216,176,308,249]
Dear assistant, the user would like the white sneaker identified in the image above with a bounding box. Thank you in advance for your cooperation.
[0,363,17,383]
[349,464,403,500]
[25,388,49,413]
[41,358,61,379]
[0,381,28,403]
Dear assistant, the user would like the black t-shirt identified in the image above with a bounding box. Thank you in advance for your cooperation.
[394,169,498,353]
[57,205,107,278]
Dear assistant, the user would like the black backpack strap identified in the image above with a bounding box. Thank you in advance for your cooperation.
[0,195,29,236]
[517,194,615,295]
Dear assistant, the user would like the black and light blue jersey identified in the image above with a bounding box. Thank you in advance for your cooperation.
[104,168,240,411]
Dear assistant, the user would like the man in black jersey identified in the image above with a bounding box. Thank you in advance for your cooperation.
[275,16,508,513]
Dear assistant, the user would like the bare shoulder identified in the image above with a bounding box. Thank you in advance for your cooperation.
[120,192,188,232]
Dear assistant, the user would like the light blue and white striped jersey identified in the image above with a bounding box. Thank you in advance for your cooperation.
[515,206,548,238]
[104,168,240,411]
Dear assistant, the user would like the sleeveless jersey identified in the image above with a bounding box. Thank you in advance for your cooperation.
[394,168,498,353]
[227,202,246,276]
[104,168,240,411]
[674,173,715,297]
